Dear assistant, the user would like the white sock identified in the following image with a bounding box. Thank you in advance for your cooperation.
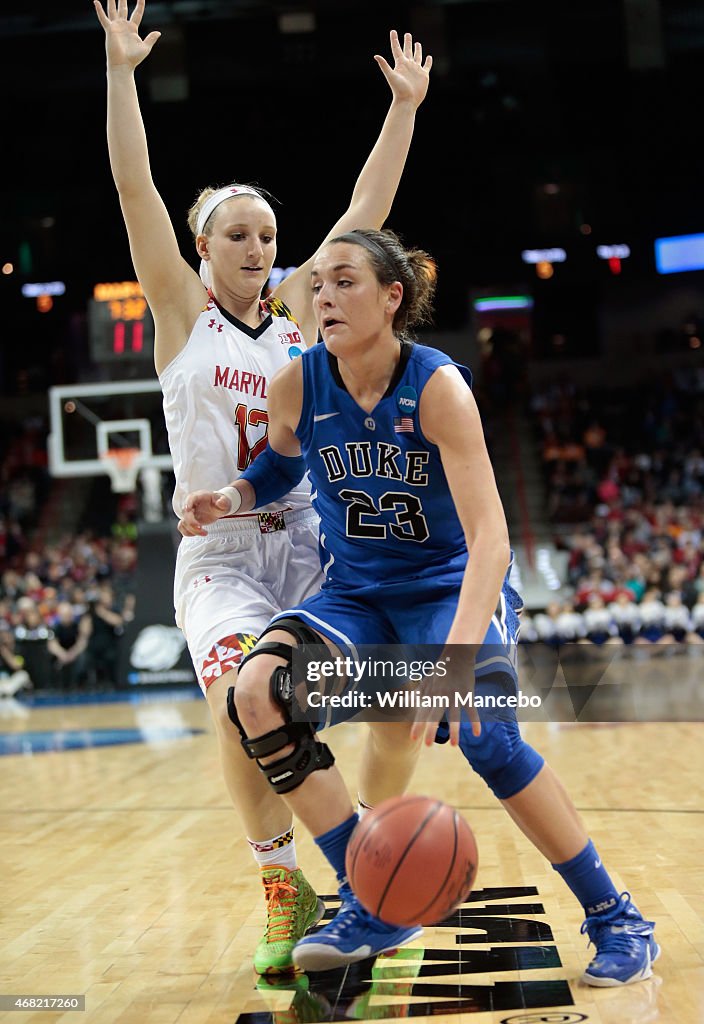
[357,796,374,820]
[247,826,297,871]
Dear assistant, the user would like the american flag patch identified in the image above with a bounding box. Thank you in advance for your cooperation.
[394,417,414,433]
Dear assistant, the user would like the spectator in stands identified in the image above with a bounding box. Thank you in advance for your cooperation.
[575,568,616,608]
[608,592,640,645]
[109,541,138,611]
[661,591,694,645]
[0,622,31,696]
[583,420,610,475]
[1,570,22,602]
[634,588,666,646]
[691,592,704,640]
[555,600,587,643]
[665,564,698,609]
[47,602,91,691]
[111,510,138,543]
[85,584,124,687]
[532,602,562,648]
[516,611,538,644]
[694,563,704,601]
[13,599,53,688]
[582,594,620,645]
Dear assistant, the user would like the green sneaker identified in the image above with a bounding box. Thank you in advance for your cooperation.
[253,867,324,975]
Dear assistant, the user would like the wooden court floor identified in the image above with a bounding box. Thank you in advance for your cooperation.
[0,689,702,1024]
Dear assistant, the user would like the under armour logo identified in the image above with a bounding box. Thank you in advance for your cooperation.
[208,319,223,332]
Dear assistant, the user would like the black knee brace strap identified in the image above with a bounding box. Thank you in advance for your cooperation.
[226,620,334,794]
[238,616,323,675]
[227,688,335,795]
[246,723,335,794]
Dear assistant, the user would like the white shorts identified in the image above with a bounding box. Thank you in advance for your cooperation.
[174,508,323,694]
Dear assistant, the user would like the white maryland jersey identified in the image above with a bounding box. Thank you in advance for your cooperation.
[159,294,312,518]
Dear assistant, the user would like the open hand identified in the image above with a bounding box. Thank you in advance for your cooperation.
[94,0,161,70]
[375,30,432,110]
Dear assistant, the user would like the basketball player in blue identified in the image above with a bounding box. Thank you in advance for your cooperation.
[181,229,659,985]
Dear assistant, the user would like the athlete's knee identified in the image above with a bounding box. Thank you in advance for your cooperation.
[206,670,242,740]
[233,659,279,729]
[458,716,544,800]
[227,618,336,794]
[232,627,300,728]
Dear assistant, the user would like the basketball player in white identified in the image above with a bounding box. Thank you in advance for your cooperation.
[94,0,431,974]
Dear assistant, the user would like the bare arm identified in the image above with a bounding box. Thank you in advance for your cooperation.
[95,603,124,628]
[412,366,512,744]
[47,636,68,662]
[275,30,431,344]
[265,361,304,456]
[64,617,91,663]
[94,0,206,372]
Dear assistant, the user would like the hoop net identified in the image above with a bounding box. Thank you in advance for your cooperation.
[101,447,142,493]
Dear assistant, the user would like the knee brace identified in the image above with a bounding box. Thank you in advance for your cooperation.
[227,618,334,794]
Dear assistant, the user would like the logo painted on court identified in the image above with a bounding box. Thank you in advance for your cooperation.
[236,886,576,1023]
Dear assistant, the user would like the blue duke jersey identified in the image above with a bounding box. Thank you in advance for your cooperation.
[296,340,473,588]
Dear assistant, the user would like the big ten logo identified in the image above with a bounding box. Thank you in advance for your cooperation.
[279,331,302,346]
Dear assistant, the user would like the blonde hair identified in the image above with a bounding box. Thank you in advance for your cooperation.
[187,183,274,239]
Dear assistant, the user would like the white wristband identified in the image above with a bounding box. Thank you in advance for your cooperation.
[215,485,242,515]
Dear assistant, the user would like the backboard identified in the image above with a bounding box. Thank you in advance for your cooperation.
[48,380,172,493]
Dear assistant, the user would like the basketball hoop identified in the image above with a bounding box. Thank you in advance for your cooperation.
[102,448,142,493]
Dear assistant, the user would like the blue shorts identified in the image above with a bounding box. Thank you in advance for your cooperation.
[274,571,522,687]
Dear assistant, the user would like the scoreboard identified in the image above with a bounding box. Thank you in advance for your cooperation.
[88,281,155,363]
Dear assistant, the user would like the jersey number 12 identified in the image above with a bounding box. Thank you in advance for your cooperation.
[235,403,269,470]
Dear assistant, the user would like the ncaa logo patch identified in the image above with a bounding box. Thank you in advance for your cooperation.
[397,385,418,413]
[288,346,302,360]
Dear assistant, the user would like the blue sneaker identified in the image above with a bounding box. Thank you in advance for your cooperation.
[293,890,423,972]
[581,891,660,986]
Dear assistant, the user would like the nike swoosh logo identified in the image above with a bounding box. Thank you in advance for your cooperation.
[313,412,340,422]
[594,859,602,868]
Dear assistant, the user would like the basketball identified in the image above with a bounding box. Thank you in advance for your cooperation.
[345,795,478,927]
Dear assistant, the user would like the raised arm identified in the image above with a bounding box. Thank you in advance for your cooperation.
[94,0,205,371]
[275,30,432,343]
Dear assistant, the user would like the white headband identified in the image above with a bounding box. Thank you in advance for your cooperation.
[196,185,276,287]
